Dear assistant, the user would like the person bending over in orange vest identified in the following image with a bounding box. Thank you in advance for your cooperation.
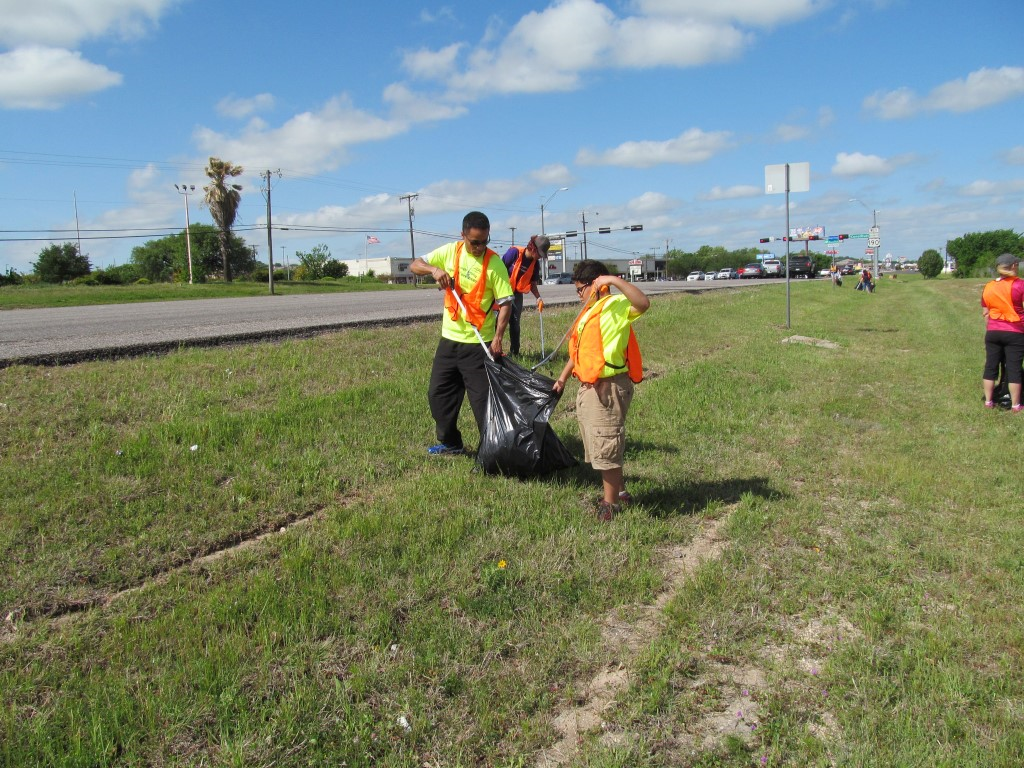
[410,211,514,455]
[501,234,549,356]
[553,259,650,521]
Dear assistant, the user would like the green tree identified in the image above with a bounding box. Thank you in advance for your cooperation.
[322,259,348,278]
[130,237,177,282]
[203,157,243,282]
[946,229,1024,277]
[296,243,332,280]
[918,249,944,278]
[130,225,254,283]
[32,243,91,283]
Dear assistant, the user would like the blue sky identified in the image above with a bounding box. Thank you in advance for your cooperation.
[2,0,1022,274]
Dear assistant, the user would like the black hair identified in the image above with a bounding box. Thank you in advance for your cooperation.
[571,259,609,285]
[462,211,490,233]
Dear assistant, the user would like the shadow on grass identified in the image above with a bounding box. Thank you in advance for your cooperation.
[641,476,783,518]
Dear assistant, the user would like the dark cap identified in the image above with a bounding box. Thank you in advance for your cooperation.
[996,253,1019,267]
[529,235,551,258]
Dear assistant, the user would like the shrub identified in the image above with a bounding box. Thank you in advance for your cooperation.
[918,249,944,279]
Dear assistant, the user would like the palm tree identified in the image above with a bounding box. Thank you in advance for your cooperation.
[203,157,243,282]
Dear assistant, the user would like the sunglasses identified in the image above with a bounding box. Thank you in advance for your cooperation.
[465,237,490,248]
[575,282,592,296]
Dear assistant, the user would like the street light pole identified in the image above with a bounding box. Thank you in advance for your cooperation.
[540,186,568,235]
[174,184,195,284]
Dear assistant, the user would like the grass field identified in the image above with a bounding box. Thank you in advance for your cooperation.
[2,275,1022,767]
[0,278,411,310]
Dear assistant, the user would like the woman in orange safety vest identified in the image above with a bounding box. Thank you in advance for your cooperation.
[982,253,1024,410]
[553,259,649,521]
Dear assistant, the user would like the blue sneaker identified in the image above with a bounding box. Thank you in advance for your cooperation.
[428,443,465,456]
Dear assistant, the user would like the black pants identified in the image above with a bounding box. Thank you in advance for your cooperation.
[508,292,525,355]
[983,330,1024,383]
[428,338,490,449]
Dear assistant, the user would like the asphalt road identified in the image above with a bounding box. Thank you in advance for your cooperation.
[0,278,768,367]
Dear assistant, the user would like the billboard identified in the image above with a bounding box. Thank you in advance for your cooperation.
[789,226,825,240]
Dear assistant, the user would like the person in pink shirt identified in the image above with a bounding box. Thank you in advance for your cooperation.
[981,253,1024,410]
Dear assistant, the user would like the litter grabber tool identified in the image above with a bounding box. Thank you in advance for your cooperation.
[530,290,601,372]
[538,299,546,358]
[447,286,495,362]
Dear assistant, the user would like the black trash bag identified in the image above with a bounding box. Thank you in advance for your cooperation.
[992,358,1020,409]
[477,356,577,478]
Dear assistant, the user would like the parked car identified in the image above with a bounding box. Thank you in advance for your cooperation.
[718,267,738,280]
[543,274,572,284]
[739,263,764,279]
[839,264,856,276]
[787,255,816,278]
[762,258,783,277]
[686,271,705,281]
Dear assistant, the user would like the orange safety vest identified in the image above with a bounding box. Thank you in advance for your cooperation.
[444,241,496,330]
[983,277,1022,322]
[508,247,538,293]
[569,294,643,384]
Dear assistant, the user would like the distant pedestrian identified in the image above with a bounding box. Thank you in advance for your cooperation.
[409,211,514,455]
[501,235,550,356]
[856,269,873,292]
[553,260,649,521]
[981,253,1024,411]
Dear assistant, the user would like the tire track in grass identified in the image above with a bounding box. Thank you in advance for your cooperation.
[2,508,327,641]
[536,514,730,767]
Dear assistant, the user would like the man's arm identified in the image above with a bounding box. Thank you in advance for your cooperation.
[410,257,450,290]
[491,301,511,356]
[592,275,650,315]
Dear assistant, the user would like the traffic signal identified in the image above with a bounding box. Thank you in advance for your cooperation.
[838,234,849,240]
[759,238,771,243]
[630,224,643,231]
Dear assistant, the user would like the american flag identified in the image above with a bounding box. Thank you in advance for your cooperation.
[366,235,380,244]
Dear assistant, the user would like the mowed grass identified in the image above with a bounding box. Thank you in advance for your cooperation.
[1,276,1022,767]
[0,278,412,310]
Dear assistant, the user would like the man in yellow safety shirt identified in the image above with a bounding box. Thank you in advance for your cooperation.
[410,211,514,456]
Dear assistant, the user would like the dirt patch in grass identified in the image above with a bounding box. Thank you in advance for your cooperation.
[536,514,730,766]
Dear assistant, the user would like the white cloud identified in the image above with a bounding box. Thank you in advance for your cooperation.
[216,93,275,119]
[626,190,678,215]
[404,0,750,100]
[0,0,178,48]
[193,94,410,176]
[0,46,122,109]
[402,43,463,81]
[381,82,467,123]
[1003,146,1024,165]
[773,123,810,142]
[529,164,573,187]
[958,179,1024,197]
[630,0,824,27]
[576,127,734,168]
[864,66,1024,119]
[832,151,893,177]
[701,184,761,200]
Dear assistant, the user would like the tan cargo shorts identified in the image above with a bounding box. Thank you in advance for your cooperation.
[575,373,634,470]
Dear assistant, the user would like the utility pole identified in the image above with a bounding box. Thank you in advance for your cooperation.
[510,226,516,246]
[73,191,83,265]
[262,170,280,295]
[580,211,589,260]
[400,193,418,285]
[173,184,195,283]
